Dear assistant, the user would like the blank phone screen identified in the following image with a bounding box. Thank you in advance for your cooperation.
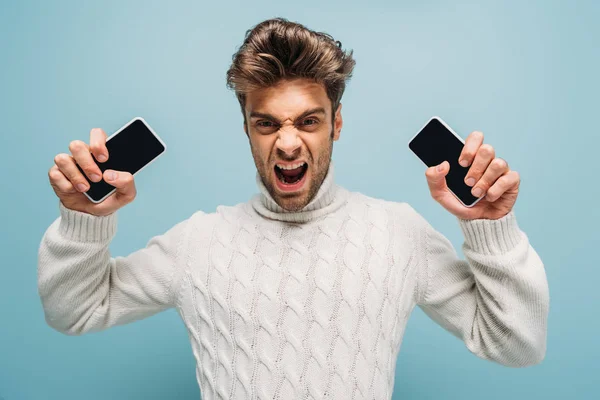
[76,118,166,202]
[409,118,479,206]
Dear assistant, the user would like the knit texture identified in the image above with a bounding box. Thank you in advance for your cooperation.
[38,163,549,399]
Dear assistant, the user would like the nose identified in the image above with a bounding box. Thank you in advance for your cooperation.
[276,125,301,156]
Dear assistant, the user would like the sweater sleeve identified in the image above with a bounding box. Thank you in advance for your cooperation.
[37,200,192,335]
[409,206,549,367]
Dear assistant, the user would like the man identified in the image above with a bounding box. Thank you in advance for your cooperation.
[39,17,549,399]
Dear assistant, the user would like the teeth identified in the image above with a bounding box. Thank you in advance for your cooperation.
[276,162,306,170]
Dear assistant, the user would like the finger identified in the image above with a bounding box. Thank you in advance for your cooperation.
[485,170,520,202]
[69,140,103,183]
[103,170,137,203]
[471,157,509,198]
[425,161,471,215]
[54,153,90,192]
[464,143,495,187]
[90,128,109,163]
[425,161,449,200]
[48,165,76,194]
[458,131,484,167]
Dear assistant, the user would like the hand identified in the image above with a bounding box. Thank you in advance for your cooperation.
[424,131,520,220]
[48,128,137,216]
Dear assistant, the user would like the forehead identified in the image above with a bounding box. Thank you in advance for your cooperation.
[245,79,330,118]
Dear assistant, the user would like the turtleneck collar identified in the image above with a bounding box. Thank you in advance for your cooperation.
[250,161,349,223]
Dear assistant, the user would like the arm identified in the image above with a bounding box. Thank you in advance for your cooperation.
[37,200,193,335]
[409,206,550,367]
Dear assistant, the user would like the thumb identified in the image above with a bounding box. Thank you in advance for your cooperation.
[103,169,137,201]
[425,161,449,196]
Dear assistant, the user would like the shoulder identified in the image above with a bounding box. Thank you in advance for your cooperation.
[345,190,427,230]
[185,201,251,234]
[346,190,418,217]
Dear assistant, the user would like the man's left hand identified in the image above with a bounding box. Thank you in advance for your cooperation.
[424,131,520,220]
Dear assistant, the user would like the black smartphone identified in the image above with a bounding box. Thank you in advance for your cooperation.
[408,116,483,208]
[76,117,167,203]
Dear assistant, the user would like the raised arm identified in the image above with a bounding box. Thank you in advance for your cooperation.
[410,207,550,367]
[37,200,193,335]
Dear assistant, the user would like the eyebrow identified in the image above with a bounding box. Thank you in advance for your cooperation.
[249,107,326,122]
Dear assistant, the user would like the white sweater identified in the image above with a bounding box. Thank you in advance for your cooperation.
[37,163,549,400]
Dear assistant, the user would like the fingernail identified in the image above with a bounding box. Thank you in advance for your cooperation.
[98,154,107,162]
[77,183,87,191]
[90,174,101,181]
[459,159,468,167]
[107,171,117,180]
[466,177,475,186]
[437,163,444,172]
[473,187,483,197]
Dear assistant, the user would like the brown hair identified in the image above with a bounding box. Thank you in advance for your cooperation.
[226,17,356,126]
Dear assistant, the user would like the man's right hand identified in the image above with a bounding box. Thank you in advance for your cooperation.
[48,128,137,216]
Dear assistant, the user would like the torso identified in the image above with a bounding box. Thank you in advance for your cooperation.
[176,194,419,400]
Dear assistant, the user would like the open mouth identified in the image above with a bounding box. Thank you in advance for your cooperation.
[274,162,308,185]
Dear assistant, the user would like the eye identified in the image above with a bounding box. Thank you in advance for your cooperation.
[255,120,279,134]
[299,118,320,130]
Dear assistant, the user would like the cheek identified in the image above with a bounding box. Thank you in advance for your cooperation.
[306,138,330,160]
[250,138,274,164]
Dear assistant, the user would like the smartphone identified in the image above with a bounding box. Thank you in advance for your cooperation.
[408,116,484,208]
[75,117,167,203]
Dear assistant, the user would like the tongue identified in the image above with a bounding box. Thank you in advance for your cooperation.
[280,165,304,177]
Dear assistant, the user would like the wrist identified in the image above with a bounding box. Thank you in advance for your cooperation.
[457,210,523,255]
[58,199,117,242]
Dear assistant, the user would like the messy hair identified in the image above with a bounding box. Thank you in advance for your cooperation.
[226,17,356,126]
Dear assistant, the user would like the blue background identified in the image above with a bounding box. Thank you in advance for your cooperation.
[1,0,598,399]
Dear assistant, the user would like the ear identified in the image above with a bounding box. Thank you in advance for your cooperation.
[333,103,343,141]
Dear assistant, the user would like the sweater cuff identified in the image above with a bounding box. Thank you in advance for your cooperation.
[58,200,117,242]
[457,210,523,255]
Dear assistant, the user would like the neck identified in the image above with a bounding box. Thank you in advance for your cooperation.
[250,162,349,223]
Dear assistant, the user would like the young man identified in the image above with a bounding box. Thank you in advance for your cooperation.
[39,17,549,400]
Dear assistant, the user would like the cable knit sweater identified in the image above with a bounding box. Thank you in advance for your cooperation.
[37,163,549,400]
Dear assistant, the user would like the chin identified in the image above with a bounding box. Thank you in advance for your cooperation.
[271,171,311,211]
[276,194,311,212]
[256,157,326,212]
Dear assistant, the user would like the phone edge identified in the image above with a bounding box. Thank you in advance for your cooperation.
[408,116,484,207]
[83,117,167,204]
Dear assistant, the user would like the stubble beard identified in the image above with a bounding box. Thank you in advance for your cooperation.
[252,133,333,212]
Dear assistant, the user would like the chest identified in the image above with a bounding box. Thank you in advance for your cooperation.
[184,216,416,348]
